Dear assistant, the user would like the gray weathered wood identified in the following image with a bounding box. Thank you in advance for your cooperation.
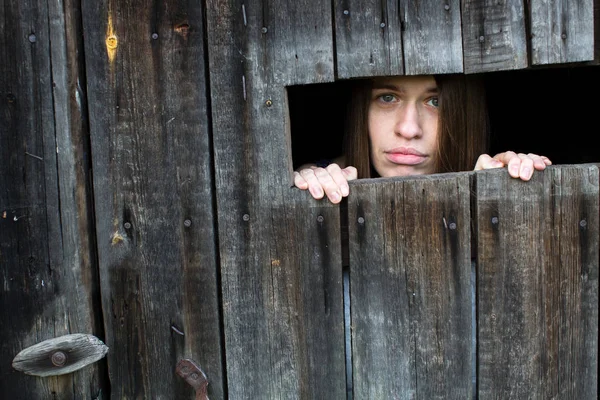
[401,0,464,75]
[0,0,105,398]
[462,0,528,73]
[206,1,345,398]
[81,1,223,398]
[334,0,404,79]
[12,334,108,377]
[530,0,595,65]
[475,165,598,399]
[348,174,473,399]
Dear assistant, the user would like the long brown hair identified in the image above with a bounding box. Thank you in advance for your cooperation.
[342,74,490,178]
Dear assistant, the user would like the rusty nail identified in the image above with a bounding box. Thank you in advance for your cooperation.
[184,219,192,227]
[51,351,67,367]
[317,215,324,223]
[243,214,250,221]
[124,222,132,229]
[265,99,273,107]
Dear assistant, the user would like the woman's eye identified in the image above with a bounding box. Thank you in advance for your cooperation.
[426,97,439,108]
[379,94,396,103]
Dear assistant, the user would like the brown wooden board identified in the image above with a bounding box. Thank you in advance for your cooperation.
[461,0,528,73]
[400,0,464,75]
[530,0,595,65]
[0,0,105,398]
[348,174,473,399]
[81,1,223,398]
[334,0,404,79]
[206,0,346,397]
[475,165,598,399]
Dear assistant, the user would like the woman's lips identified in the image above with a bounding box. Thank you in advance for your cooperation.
[385,147,428,165]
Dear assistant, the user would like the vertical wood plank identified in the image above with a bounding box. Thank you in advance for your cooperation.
[81,1,223,398]
[400,0,463,75]
[334,0,403,79]
[475,165,598,399]
[206,0,345,398]
[1,0,105,398]
[348,174,473,399]
[530,0,595,65]
[461,0,528,73]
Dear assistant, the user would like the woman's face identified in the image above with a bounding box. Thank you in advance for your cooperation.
[368,75,439,177]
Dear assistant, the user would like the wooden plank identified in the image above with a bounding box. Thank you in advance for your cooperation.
[0,0,104,398]
[206,1,345,398]
[80,1,223,398]
[333,0,403,79]
[475,165,598,399]
[348,174,473,399]
[400,0,464,75]
[530,0,595,65]
[461,0,528,73]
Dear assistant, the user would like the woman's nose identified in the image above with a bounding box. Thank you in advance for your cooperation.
[394,104,422,139]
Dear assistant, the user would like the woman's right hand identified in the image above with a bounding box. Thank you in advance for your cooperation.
[293,163,358,204]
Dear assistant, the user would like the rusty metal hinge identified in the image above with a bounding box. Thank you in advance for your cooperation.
[176,358,209,400]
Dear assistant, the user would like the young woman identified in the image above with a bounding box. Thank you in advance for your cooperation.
[294,74,552,204]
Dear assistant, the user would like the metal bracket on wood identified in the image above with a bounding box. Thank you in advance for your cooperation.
[176,358,209,400]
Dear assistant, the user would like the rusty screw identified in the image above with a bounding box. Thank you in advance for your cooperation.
[51,351,67,367]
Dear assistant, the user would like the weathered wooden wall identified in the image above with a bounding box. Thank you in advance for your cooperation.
[1,0,598,399]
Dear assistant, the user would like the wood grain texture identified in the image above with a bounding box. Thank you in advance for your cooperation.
[462,0,528,73]
[475,165,598,399]
[334,0,403,79]
[81,0,223,398]
[206,0,345,398]
[348,174,473,399]
[530,0,595,65]
[0,0,104,397]
[400,0,464,75]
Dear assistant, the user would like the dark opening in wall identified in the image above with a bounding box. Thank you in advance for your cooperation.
[288,65,600,172]
[485,65,599,165]
[287,80,352,170]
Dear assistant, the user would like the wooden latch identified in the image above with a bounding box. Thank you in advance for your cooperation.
[12,333,108,377]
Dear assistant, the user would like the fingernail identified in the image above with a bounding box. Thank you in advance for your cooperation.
[331,192,340,202]
[522,167,531,178]
[341,185,349,196]
[510,165,519,176]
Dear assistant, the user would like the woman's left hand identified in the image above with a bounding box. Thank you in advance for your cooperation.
[474,152,552,181]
